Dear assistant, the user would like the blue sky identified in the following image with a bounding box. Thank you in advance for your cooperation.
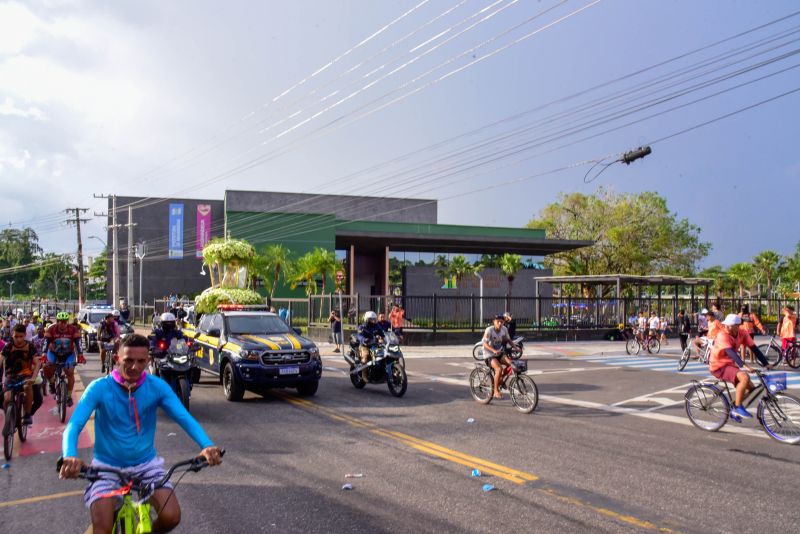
[1,0,798,268]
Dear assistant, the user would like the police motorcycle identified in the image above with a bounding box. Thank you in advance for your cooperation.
[343,312,407,397]
[148,313,199,411]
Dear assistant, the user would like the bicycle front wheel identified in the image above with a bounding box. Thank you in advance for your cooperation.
[625,338,640,355]
[647,338,660,354]
[758,393,800,444]
[784,347,800,369]
[685,384,729,431]
[3,404,16,461]
[468,367,493,404]
[509,375,539,414]
[678,346,691,371]
[757,343,781,366]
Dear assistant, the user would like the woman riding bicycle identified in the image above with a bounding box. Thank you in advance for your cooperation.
[59,334,222,533]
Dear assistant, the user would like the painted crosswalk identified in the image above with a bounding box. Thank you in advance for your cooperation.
[579,353,800,389]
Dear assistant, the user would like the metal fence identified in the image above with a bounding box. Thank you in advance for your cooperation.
[305,294,800,332]
[0,299,81,317]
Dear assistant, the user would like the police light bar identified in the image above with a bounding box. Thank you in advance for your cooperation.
[217,304,245,311]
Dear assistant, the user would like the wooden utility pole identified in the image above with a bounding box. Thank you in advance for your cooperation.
[65,207,90,305]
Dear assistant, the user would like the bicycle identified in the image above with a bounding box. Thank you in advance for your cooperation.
[2,378,30,461]
[625,328,660,355]
[756,336,798,368]
[57,450,224,534]
[469,357,538,414]
[49,355,71,423]
[684,368,800,444]
[678,337,712,371]
[101,341,117,375]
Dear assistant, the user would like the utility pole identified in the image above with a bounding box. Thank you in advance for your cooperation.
[125,206,137,307]
[65,207,90,305]
[135,241,147,323]
[94,194,120,306]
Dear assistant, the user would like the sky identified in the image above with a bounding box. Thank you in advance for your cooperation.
[1,0,799,269]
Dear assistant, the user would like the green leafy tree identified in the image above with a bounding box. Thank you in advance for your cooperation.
[288,253,318,297]
[697,265,730,300]
[86,249,108,300]
[308,247,338,295]
[785,242,800,291]
[753,250,784,300]
[253,244,293,300]
[478,254,502,268]
[0,227,42,290]
[528,188,710,278]
[37,253,75,299]
[726,262,753,298]
[499,253,523,297]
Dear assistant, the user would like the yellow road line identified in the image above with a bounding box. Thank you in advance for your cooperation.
[279,394,681,533]
[0,490,84,508]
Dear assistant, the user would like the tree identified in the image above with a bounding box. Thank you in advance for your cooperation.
[527,188,710,277]
[499,253,523,297]
[0,227,42,290]
[697,265,729,301]
[86,249,108,300]
[753,250,784,299]
[288,253,318,297]
[36,253,75,299]
[783,242,800,293]
[308,247,338,295]
[726,262,753,298]
[253,244,292,300]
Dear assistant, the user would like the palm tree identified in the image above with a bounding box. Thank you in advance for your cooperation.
[288,253,317,297]
[308,247,338,295]
[753,250,784,312]
[499,253,523,297]
[726,262,753,298]
[698,265,727,300]
[255,244,292,300]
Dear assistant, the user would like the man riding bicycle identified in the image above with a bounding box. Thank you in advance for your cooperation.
[98,313,121,374]
[59,334,222,534]
[1,324,41,426]
[709,314,770,421]
[483,315,521,400]
[44,311,83,407]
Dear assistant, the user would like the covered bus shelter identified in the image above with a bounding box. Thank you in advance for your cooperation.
[533,274,714,328]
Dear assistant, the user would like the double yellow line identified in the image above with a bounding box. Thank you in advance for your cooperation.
[278,393,680,532]
[279,394,537,484]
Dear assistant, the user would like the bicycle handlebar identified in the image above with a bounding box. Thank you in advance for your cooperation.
[57,448,225,493]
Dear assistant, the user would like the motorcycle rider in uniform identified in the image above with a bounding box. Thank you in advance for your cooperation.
[356,311,385,382]
[149,313,186,357]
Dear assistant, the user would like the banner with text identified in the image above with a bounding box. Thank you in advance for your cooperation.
[168,203,184,259]
[196,204,212,258]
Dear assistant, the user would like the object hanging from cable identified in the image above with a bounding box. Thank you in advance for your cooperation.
[620,146,652,165]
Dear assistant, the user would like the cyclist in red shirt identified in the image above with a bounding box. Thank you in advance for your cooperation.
[709,314,770,421]
[43,311,83,407]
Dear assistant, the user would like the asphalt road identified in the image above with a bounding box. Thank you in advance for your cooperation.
[2,339,800,533]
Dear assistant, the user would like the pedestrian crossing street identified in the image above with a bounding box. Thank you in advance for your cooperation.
[577,353,800,390]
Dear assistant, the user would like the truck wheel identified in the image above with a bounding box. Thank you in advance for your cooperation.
[222,362,244,402]
[296,380,319,397]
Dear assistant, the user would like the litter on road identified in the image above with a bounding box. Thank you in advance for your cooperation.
[471,469,481,477]
[342,483,354,490]
[345,473,364,478]
[482,484,496,492]
[466,418,475,423]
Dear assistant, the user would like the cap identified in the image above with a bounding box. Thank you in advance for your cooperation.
[494,314,505,321]
[700,308,708,314]
[722,314,742,326]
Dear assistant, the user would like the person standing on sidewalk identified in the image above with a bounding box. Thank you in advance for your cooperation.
[778,305,797,352]
[738,304,765,363]
[677,310,691,351]
[329,309,342,353]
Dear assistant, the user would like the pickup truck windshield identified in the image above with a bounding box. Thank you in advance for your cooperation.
[227,315,292,335]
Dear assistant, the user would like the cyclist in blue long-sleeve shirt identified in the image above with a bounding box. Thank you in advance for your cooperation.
[59,334,222,533]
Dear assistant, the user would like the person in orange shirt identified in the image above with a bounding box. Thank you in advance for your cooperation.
[709,314,769,420]
[388,304,406,341]
[738,304,765,363]
[693,309,719,356]
[777,305,797,351]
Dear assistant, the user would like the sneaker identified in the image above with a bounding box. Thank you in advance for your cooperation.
[66,397,73,407]
[731,405,752,419]
[23,416,33,425]
[48,382,56,395]
[729,412,742,423]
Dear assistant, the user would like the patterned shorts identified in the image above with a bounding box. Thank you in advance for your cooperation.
[84,456,173,508]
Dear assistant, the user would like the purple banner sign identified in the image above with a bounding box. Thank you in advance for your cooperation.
[196,204,212,258]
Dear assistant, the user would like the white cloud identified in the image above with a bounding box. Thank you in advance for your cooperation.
[0,97,48,120]
[0,2,42,55]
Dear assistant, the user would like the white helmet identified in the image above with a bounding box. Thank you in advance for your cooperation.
[160,312,176,322]
[112,310,120,317]
[364,311,377,323]
[700,308,709,314]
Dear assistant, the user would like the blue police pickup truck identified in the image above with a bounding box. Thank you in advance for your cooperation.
[183,308,321,401]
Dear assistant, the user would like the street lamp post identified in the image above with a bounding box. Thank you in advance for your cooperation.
[6,280,14,300]
[135,242,147,324]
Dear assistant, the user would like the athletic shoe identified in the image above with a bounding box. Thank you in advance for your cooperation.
[23,416,33,425]
[66,397,73,407]
[48,382,56,395]
[333,348,340,353]
[729,412,742,423]
[731,405,752,418]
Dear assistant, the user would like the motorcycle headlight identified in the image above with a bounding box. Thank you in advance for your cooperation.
[388,345,400,352]
[239,350,260,361]
[170,355,189,364]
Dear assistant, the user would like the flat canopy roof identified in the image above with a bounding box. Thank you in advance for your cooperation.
[533,274,713,286]
[335,229,592,255]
